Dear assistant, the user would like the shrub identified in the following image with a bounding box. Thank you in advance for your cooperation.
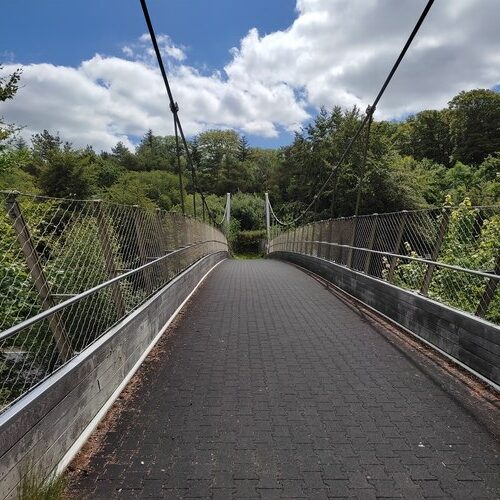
[233,229,266,255]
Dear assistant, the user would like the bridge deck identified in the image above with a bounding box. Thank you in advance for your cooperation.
[72,260,500,499]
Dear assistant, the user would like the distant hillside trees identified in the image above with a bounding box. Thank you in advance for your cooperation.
[0,77,498,227]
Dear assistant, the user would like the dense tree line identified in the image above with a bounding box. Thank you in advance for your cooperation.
[276,89,499,219]
[1,65,499,230]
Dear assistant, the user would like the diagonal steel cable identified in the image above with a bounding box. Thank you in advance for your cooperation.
[139,0,216,225]
[270,0,435,226]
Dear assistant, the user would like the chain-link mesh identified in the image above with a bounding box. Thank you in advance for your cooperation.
[0,192,227,412]
[269,203,500,325]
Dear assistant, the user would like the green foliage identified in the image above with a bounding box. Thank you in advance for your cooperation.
[38,150,92,199]
[0,198,58,406]
[233,229,267,255]
[43,213,125,350]
[231,193,265,231]
[0,83,497,250]
[0,66,21,102]
[17,468,66,500]
[31,130,66,163]
[195,129,244,194]
[0,148,37,191]
[448,89,500,165]
[0,198,56,331]
[387,199,500,322]
[278,106,426,218]
[473,154,500,204]
[104,170,184,210]
[134,129,178,171]
[87,157,125,190]
[393,109,453,167]
[223,218,241,251]
[111,141,140,170]
[237,135,251,161]
[0,66,22,143]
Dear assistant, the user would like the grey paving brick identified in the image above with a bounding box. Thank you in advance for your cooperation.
[71,260,500,499]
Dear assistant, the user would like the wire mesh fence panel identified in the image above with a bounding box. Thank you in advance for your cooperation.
[269,203,500,325]
[0,192,227,412]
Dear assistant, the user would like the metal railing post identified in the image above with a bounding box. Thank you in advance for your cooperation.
[265,193,271,252]
[155,208,170,282]
[317,221,325,258]
[387,211,408,281]
[226,193,231,226]
[171,214,181,274]
[476,255,500,318]
[133,205,154,293]
[346,216,357,268]
[327,219,335,262]
[306,222,314,255]
[4,192,73,361]
[364,214,378,274]
[94,201,126,317]
[420,208,451,296]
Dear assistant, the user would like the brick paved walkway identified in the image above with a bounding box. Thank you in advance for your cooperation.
[72,260,500,499]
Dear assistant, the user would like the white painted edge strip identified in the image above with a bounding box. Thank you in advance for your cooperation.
[56,258,226,474]
[276,254,500,393]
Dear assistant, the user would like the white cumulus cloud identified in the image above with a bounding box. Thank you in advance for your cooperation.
[1,0,499,150]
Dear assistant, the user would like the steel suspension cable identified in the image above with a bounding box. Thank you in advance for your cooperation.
[270,0,435,227]
[173,114,186,215]
[139,0,216,225]
[354,109,374,217]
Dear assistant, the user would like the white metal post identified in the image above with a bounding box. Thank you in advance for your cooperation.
[265,192,271,252]
[225,193,231,226]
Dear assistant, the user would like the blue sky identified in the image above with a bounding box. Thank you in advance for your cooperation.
[1,0,295,69]
[1,0,297,147]
[1,1,499,152]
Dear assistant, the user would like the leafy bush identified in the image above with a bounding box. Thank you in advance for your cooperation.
[231,193,265,231]
[233,229,266,255]
[385,198,500,322]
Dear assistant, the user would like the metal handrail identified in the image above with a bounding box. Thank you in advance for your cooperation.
[274,240,500,281]
[266,204,499,228]
[0,239,227,342]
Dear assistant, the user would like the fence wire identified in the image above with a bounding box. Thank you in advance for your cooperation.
[0,192,227,412]
[269,202,500,325]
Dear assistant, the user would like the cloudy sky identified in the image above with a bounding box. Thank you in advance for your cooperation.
[1,0,499,151]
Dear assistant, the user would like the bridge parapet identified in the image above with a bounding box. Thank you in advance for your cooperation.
[0,192,227,413]
[0,192,228,497]
[268,204,500,386]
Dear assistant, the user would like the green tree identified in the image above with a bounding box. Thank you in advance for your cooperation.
[278,106,417,218]
[393,110,453,167]
[87,157,125,190]
[231,193,265,230]
[111,141,140,170]
[474,154,500,204]
[0,147,37,192]
[105,170,185,210]
[31,130,68,163]
[0,66,22,144]
[237,135,251,161]
[195,129,241,193]
[135,130,178,171]
[245,148,280,194]
[449,89,500,165]
[38,150,92,199]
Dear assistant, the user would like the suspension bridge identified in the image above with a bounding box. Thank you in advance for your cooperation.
[1,0,499,498]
